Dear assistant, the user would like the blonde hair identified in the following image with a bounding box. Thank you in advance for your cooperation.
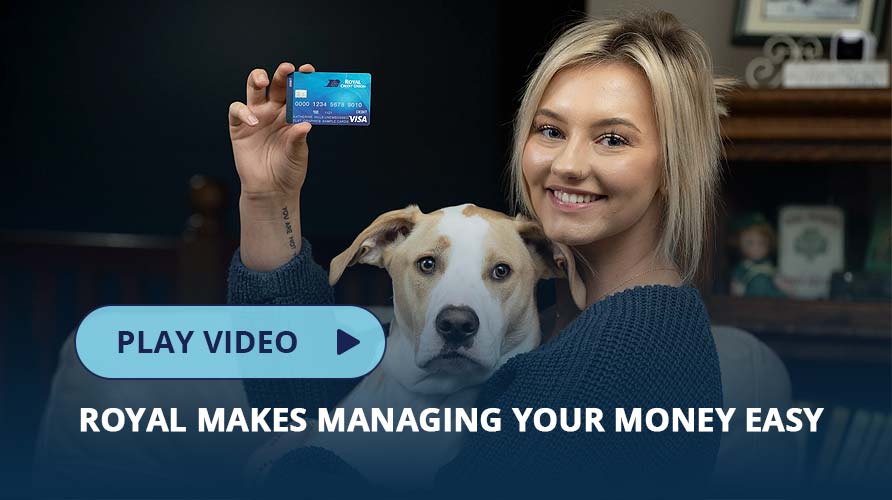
[509,10,737,284]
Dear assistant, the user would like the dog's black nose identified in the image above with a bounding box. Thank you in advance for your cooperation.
[435,306,479,344]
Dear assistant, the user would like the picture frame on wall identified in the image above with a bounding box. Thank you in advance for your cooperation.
[733,0,889,45]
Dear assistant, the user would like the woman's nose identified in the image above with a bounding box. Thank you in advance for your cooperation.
[550,137,589,180]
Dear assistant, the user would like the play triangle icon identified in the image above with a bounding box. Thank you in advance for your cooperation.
[337,329,360,355]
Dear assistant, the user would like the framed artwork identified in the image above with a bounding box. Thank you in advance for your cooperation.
[733,0,889,46]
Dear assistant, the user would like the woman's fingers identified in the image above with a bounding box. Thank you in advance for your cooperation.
[228,101,259,127]
[246,68,269,106]
[297,63,315,73]
[268,62,296,103]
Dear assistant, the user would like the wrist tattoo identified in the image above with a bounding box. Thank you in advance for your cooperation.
[282,207,297,252]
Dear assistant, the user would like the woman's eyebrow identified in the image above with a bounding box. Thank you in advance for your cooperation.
[535,108,566,122]
[591,117,641,133]
[536,108,641,133]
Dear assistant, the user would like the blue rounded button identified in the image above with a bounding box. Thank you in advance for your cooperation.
[75,305,386,379]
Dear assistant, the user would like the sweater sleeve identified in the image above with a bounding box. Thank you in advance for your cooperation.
[227,238,359,414]
[435,285,723,497]
[226,237,335,306]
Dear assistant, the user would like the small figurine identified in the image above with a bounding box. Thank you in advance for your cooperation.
[730,213,785,297]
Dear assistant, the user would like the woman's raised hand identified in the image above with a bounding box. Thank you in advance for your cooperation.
[229,62,315,198]
[229,62,315,271]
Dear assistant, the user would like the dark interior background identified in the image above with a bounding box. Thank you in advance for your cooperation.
[2,0,587,237]
[0,1,586,496]
[3,2,889,497]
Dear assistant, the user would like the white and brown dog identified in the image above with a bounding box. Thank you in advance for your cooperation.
[248,204,584,487]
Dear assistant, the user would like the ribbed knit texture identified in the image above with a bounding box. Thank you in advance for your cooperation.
[227,238,335,306]
[436,283,723,497]
[228,239,359,417]
[228,240,723,497]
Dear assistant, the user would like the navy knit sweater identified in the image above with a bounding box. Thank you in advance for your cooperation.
[227,239,723,498]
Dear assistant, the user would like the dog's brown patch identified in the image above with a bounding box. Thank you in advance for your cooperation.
[461,204,513,222]
[480,219,542,353]
[384,211,447,346]
[432,235,450,255]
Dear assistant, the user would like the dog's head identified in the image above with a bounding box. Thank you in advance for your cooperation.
[330,204,585,395]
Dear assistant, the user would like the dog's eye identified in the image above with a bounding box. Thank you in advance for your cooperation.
[417,256,436,274]
[491,263,511,280]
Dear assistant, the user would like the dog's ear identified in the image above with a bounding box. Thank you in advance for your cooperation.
[515,217,587,310]
[329,205,423,286]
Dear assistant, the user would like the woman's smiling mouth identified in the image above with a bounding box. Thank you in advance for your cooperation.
[547,187,607,210]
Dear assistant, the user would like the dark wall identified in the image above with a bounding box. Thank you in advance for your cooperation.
[2,1,584,245]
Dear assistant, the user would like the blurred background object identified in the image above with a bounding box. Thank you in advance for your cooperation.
[831,28,878,60]
[732,0,888,47]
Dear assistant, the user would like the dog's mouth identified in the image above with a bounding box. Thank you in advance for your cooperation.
[419,349,485,374]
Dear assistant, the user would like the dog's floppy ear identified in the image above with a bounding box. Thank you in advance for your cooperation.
[515,217,587,310]
[329,205,423,286]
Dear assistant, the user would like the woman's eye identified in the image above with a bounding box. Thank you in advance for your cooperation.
[537,125,564,140]
[417,256,436,274]
[491,263,511,281]
[598,133,628,148]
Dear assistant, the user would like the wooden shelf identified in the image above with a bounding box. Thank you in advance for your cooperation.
[713,90,891,363]
[720,88,891,163]
[706,296,891,363]
[723,142,891,163]
[706,295,891,338]
[723,88,891,115]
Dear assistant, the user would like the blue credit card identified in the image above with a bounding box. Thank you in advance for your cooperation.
[286,71,371,126]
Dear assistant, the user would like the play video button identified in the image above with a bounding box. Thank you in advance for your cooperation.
[337,329,361,355]
[75,305,385,379]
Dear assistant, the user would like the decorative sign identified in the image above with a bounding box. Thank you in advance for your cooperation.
[777,205,845,299]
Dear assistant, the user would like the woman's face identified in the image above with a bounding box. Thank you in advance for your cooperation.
[521,62,663,248]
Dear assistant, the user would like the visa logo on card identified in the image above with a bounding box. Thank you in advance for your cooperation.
[286,72,371,126]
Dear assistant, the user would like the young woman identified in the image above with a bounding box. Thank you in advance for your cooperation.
[227,10,734,496]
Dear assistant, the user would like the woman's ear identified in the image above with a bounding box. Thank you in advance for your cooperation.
[515,217,587,310]
[329,205,423,286]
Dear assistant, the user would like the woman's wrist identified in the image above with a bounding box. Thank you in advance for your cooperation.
[238,192,303,272]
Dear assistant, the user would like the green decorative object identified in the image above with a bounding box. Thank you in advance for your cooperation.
[777,205,845,299]
[864,198,891,274]
[794,227,828,261]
